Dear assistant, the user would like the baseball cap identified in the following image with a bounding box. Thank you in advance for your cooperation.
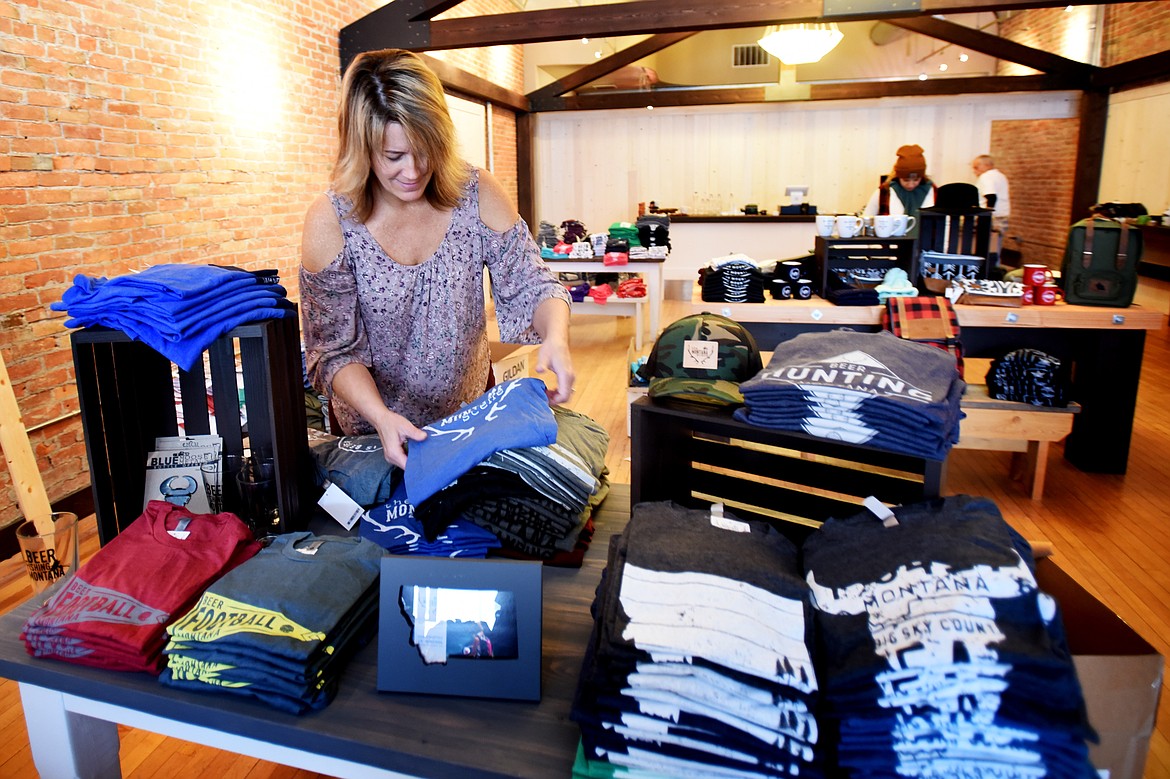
[637,313,762,406]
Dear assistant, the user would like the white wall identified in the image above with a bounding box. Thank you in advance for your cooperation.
[532,92,1078,231]
[448,94,487,169]
[1100,82,1170,215]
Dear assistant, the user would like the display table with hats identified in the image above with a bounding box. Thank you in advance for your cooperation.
[686,285,1165,474]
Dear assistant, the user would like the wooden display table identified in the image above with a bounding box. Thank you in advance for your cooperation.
[0,487,633,779]
[688,286,1166,474]
[546,257,664,349]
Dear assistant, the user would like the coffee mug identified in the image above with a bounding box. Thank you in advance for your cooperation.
[1023,264,1048,287]
[781,260,803,281]
[836,215,863,238]
[773,280,793,300]
[815,214,836,237]
[873,215,895,238]
[795,278,814,300]
[892,215,917,236]
[1022,286,1035,305]
[1036,283,1062,306]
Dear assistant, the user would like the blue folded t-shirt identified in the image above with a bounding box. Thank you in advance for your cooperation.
[404,378,558,506]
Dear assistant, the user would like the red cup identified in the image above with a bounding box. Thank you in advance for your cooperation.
[1022,286,1034,305]
[1022,264,1048,287]
[1037,283,1061,306]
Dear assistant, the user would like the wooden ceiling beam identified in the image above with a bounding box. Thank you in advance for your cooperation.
[538,73,1074,111]
[341,0,1121,56]
[809,73,1081,100]
[527,32,698,109]
[1092,49,1170,89]
[419,54,529,112]
[888,16,1094,81]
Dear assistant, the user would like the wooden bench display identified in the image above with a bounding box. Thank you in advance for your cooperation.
[955,358,1080,501]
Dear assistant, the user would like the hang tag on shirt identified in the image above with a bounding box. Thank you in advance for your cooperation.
[168,517,193,540]
[863,495,899,528]
[682,340,719,371]
[709,502,750,533]
[296,539,327,556]
[318,480,364,531]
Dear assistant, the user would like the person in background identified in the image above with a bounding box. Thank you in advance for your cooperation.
[862,144,937,236]
[972,154,1011,260]
[300,49,574,469]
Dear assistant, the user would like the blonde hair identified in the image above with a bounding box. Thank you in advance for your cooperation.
[332,49,469,222]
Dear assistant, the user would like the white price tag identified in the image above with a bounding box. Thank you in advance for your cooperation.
[318,480,365,531]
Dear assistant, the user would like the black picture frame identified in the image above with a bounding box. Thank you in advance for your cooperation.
[377,556,543,701]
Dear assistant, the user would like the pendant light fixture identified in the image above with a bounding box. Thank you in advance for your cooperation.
[758,22,845,65]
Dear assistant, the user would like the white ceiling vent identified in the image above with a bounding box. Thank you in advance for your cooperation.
[732,44,771,68]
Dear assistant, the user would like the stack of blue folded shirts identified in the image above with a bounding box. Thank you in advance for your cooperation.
[734,330,964,461]
[361,481,500,558]
[803,495,1097,778]
[51,264,296,370]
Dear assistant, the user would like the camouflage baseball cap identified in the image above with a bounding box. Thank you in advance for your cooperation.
[637,313,762,406]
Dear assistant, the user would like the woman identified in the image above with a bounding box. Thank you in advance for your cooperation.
[301,49,574,468]
[862,144,936,231]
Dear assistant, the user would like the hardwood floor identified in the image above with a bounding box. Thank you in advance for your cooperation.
[2,280,1168,777]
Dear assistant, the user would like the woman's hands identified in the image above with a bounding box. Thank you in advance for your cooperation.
[532,298,574,404]
[331,363,427,468]
[370,407,428,469]
[536,337,575,405]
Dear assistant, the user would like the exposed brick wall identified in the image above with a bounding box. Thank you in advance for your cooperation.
[991,118,1081,269]
[1103,1,1170,66]
[996,6,1099,76]
[990,4,1170,266]
[0,0,522,528]
[990,7,1086,266]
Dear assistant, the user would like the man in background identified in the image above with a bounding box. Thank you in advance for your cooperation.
[972,155,1011,263]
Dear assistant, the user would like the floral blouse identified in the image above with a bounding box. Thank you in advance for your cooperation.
[300,169,570,431]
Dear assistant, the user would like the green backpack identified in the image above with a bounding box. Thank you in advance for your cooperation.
[1060,217,1143,307]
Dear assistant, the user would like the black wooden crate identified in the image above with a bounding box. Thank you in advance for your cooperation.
[71,313,313,544]
[630,397,945,543]
[815,236,917,296]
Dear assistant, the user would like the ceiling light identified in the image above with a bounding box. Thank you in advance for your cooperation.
[938,63,948,72]
[959,52,969,62]
[757,23,844,66]
[918,72,928,81]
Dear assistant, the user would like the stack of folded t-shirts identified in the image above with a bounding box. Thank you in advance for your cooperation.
[590,233,609,258]
[413,405,611,565]
[160,532,383,714]
[803,495,1097,778]
[608,222,641,250]
[588,283,614,303]
[616,277,647,298]
[361,480,501,558]
[50,264,296,371]
[636,215,671,255]
[700,254,768,303]
[21,502,260,673]
[562,219,588,243]
[734,330,964,461]
[572,501,822,778]
[823,268,881,306]
[537,220,560,249]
